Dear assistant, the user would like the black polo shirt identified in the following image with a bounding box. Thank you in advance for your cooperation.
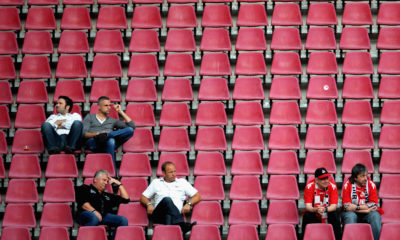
[76,184,129,216]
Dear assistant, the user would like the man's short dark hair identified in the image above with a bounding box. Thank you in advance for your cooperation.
[58,96,73,113]
[161,161,175,172]
[98,96,110,105]
[350,163,368,183]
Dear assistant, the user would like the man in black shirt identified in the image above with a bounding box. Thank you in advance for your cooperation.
[76,170,130,238]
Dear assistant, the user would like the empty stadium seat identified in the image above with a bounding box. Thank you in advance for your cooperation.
[381,200,400,224]
[117,203,149,226]
[270,76,301,100]
[378,76,400,99]
[56,55,87,79]
[122,128,155,153]
[96,6,127,30]
[235,28,266,51]
[115,226,146,240]
[191,201,224,225]
[342,76,374,99]
[45,154,78,178]
[190,225,221,240]
[265,224,297,240]
[43,178,75,203]
[0,7,21,30]
[62,0,94,5]
[164,53,195,77]
[266,200,299,225]
[25,7,56,30]
[271,52,302,75]
[379,175,400,199]
[1,227,31,240]
[233,101,264,125]
[232,126,264,151]
[307,52,338,75]
[61,7,91,30]
[269,101,301,125]
[304,151,336,175]
[271,27,301,51]
[342,52,374,75]
[160,102,191,126]
[166,5,197,28]
[125,103,156,127]
[2,204,36,228]
[342,3,373,26]
[129,30,160,53]
[19,55,51,80]
[9,154,41,179]
[91,55,122,79]
[39,227,69,240]
[82,154,116,178]
[378,51,400,75]
[237,4,268,27]
[266,175,299,200]
[267,151,300,175]
[0,105,11,129]
[306,76,338,100]
[0,81,13,104]
[0,131,7,154]
[379,150,400,174]
[195,127,227,151]
[379,125,400,149]
[157,152,189,177]
[201,28,232,51]
[271,3,302,26]
[127,54,159,78]
[269,126,300,150]
[119,153,151,177]
[377,3,400,26]
[235,52,267,75]
[12,129,44,154]
[76,226,107,240]
[378,27,400,51]
[306,101,337,124]
[228,202,262,226]
[28,0,58,5]
[93,30,124,53]
[193,152,226,176]
[194,176,225,201]
[196,101,227,126]
[200,53,231,76]
[54,80,86,103]
[307,3,337,26]
[342,100,373,124]
[380,223,400,240]
[165,29,196,52]
[5,179,38,203]
[342,224,373,240]
[342,125,374,149]
[152,225,183,240]
[158,127,190,152]
[304,224,335,240]
[233,77,265,100]
[305,125,337,150]
[305,27,336,50]
[341,150,374,174]
[120,177,148,202]
[131,6,162,29]
[198,77,230,101]
[16,80,48,104]
[340,27,370,50]
[22,31,53,55]
[58,31,90,54]
[0,0,24,5]
[202,4,232,27]
[14,104,46,128]
[230,175,262,200]
[231,151,263,175]
[90,79,121,102]
[162,78,193,101]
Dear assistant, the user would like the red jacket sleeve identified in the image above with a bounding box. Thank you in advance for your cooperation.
[328,181,338,204]
[304,181,315,204]
[342,180,352,204]
[368,180,379,204]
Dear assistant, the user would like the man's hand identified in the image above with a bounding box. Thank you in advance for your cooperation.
[182,203,191,214]
[54,119,66,127]
[94,211,102,222]
[368,206,378,212]
[147,204,155,215]
[108,177,121,186]
[316,206,325,216]
[345,203,357,212]
[113,104,123,114]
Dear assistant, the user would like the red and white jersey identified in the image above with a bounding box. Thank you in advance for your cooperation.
[342,179,379,205]
[304,179,338,205]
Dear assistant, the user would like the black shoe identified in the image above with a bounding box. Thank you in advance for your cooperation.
[94,133,108,151]
[48,148,61,155]
[180,221,197,235]
[64,146,74,154]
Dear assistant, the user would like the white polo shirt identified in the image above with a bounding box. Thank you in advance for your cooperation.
[143,177,198,212]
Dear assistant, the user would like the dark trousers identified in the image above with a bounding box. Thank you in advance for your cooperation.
[302,211,342,240]
[41,121,83,151]
[151,197,184,225]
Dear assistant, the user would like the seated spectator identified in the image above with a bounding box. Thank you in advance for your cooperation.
[342,163,382,240]
[76,169,129,240]
[41,96,82,154]
[302,168,341,240]
[83,96,135,168]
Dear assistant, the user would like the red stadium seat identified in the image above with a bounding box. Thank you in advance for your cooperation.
[304,151,336,175]
[269,101,301,125]
[340,27,370,50]
[131,6,161,29]
[96,6,127,30]
[90,80,121,102]
[91,55,122,78]
[158,128,190,152]
[0,81,13,104]
[305,125,337,150]
[193,152,226,176]
[125,103,156,127]
[230,175,262,200]
[237,4,268,27]
[342,76,374,99]
[272,3,302,26]
[342,125,374,149]
[232,126,264,150]
[9,154,41,179]
[378,51,400,75]
[196,102,227,126]
[307,3,337,26]
[82,154,115,177]
[379,175,400,199]
[119,153,152,177]
[271,52,302,75]
[194,176,225,201]
[202,4,232,27]
[3,204,36,228]
[266,200,299,225]
[195,127,227,151]
[63,0,94,4]
[165,29,196,52]
[16,81,48,104]
[198,77,230,101]
[0,106,11,129]
[227,225,258,240]
[200,53,231,76]
[15,105,46,128]
[164,53,195,77]
[377,3,400,26]
[305,27,336,50]
[342,52,373,75]
[306,76,338,100]
[28,0,58,5]
[342,100,373,124]
[342,224,373,240]
[117,203,148,226]
[304,224,335,240]
[190,225,221,240]
[270,76,301,100]
[306,101,337,124]
[381,200,400,224]
[25,7,56,30]
[39,227,69,240]
[162,78,193,101]
[157,152,189,177]
[201,28,232,52]
[129,30,160,53]
[54,80,85,103]
[235,28,266,51]
[56,55,87,79]
[379,125,400,149]
[61,7,91,30]
[266,175,299,200]
[191,201,224,225]
[342,3,372,26]
[269,126,300,150]
[380,223,400,240]
[58,31,89,54]
[76,226,107,240]
[266,224,297,240]
[5,179,38,203]
[377,27,400,50]
[379,150,400,174]
[22,31,53,54]
[0,0,24,5]
[153,226,183,240]
[12,129,44,154]
[94,30,124,53]
[378,76,400,99]
[45,154,78,178]
[228,202,262,226]
[231,151,263,175]
[235,52,267,75]
[166,5,197,28]
[122,128,155,153]
[127,54,159,78]
[160,102,191,126]
[115,226,146,240]
[1,227,31,240]
[307,51,338,75]
[271,27,301,51]
[232,101,264,126]
[120,177,148,201]
[267,151,300,175]
[43,179,75,203]
[19,55,51,79]
[233,77,265,100]
[0,7,21,30]
[0,131,8,154]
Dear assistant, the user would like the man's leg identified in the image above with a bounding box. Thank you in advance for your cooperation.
[328,211,342,240]
[107,127,134,148]
[341,211,358,225]
[41,122,62,153]
[302,212,320,237]
[66,120,83,150]
[101,213,128,240]
[362,211,382,240]
[85,138,97,152]
[105,138,117,169]
[152,197,184,225]
[76,211,100,226]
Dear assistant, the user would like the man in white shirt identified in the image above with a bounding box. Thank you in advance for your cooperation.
[140,161,202,234]
[41,96,82,154]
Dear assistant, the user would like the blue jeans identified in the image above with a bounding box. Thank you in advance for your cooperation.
[85,127,134,168]
[77,211,128,240]
[341,211,382,240]
[152,197,184,225]
[41,121,83,151]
